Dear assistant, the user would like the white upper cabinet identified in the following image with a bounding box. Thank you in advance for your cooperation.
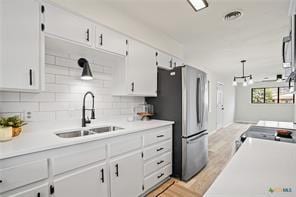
[156,51,173,70]
[110,151,143,197]
[0,0,41,91]
[95,25,128,56]
[126,39,157,96]
[44,3,94,47]
[173,57,184,67]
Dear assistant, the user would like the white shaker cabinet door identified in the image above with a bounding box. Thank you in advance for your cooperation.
[110,151,143,197]
[44,3,93,47]
[127,39,157,96]
[95,25,127,56]
[0,0,41,91]
[6,184,49,197]
[54,163,108,197]
[156,51,173,70]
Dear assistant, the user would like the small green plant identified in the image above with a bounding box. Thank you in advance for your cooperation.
[0,116,27,128]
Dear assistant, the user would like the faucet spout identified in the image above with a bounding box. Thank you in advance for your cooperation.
[82,91,95,127]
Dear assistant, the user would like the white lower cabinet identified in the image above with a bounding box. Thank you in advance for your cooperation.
[54,163,108,197]
[0,125,173,197]
[110,151,143,197]
[7,184,49,197]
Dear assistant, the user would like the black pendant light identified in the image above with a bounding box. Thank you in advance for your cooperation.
[78,58,93,80]
[232,60,254,87]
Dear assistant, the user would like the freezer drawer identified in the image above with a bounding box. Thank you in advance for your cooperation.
[182,131,208,181]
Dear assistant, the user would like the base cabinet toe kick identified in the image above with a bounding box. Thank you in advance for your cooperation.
[0,125,173,197]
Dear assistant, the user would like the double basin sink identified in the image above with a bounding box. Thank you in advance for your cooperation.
[56,126,123,138]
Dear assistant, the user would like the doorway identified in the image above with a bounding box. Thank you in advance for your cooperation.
[216,83,224,130]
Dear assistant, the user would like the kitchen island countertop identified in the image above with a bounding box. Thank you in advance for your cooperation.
[204,138,296,197]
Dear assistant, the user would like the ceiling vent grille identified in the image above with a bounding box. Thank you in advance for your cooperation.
[224,11,242,21]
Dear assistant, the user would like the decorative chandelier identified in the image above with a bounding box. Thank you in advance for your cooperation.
[232,60,253,86]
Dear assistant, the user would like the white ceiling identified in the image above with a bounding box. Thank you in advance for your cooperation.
[101,0,290,80]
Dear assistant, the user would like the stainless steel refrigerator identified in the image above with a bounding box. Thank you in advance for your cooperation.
[146,65,208,181]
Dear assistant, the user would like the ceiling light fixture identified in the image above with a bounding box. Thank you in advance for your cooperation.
[224,10,243,21]
[232,60,254,87]
[187,0,208,12]
[78,58,93,80]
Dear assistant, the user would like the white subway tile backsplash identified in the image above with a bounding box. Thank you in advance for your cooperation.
[0,49,145,122]
[21,93,55,102]
[0,102,39,113]
[45,64,69,75]
[0,92,20,101]
[40,102,70,111]
[45,55,56,65]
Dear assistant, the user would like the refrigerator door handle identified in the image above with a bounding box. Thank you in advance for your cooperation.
[187,132,208,144]
[196,78,201,124]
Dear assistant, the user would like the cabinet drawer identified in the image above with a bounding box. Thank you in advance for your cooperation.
[144,164,172,192]
[4,184,49,197]
[143,140,171,160]
[0,159,48,193]
[144,152,171,176]
[53,145,106,175]
[143,128,172,147]
[109,136,142,158]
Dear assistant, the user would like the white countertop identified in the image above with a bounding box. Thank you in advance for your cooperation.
[257,120,296,130]
[204,138,296,197]
[0,119,174,160]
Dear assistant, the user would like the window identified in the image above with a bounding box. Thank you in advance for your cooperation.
[279,87,294,104]
[251,87,294,104]
[252,88,264,103]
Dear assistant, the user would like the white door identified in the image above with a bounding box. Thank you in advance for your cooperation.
[110,151,143,197]
[95,25,127,56]
[156,51,173,70]
[216,83,224,129]
[127,39,157,96]
[54,163,108,197]
[0,0,40,90]
[44,3,93,47]
[8,184,49,197]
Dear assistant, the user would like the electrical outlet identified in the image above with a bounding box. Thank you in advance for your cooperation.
[24,111,32,121]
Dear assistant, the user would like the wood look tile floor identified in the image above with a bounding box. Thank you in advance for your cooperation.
[148,123,251,197]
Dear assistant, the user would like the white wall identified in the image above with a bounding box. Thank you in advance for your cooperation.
[235,81,294,123]
[0,48,144,122]
[48,0,184,59]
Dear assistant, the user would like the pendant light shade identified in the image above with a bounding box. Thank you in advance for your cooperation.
[78,58,93,81]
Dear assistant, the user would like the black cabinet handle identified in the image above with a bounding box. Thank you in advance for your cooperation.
[37,192,41,197]
[156,147,164,152]
[100,34,103,46]
[157,135,164,138]
[131,82,135,92]
[169,59,173,68]
[157,160,164,165]
[0,180,2,183]
[115,164,119,177]
[157,173,164,179]
[86,29,90,41]
[100,168,105,183]
[29,69,33,86]
[49,185,55,195]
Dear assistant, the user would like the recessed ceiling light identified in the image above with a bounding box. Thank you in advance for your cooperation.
[187,0,208,12]
[224,10,243,21]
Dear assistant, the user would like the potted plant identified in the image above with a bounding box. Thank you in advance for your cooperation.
[7,116,27,137]
[0,116,27,140]
[0,117,13,141]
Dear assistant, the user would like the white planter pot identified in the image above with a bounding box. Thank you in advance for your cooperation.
[0,127,12,142]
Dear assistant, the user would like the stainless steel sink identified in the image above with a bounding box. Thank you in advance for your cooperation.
[90,126,123,134]
[55,126,123,138]
[56,130,95,138]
